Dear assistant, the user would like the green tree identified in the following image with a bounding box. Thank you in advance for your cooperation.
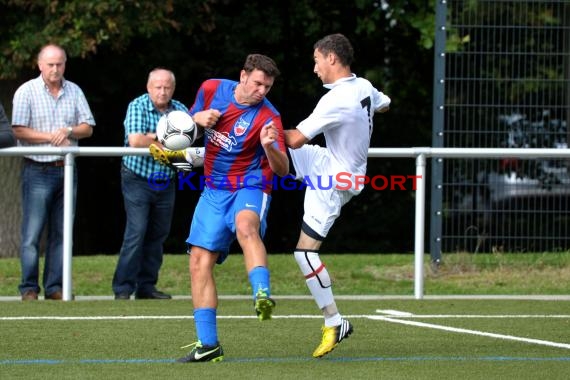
[0,0,436,255]
[0,0,217,79]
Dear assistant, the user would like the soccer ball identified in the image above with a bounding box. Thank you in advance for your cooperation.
[156,110,197,150]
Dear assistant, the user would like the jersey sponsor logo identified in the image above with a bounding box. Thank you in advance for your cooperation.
[205,129,237,152]
[233,117,250,137]
[245,203,257,208]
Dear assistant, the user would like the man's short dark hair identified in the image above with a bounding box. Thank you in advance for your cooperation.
[313,33,354,67]
[243,54,280,78]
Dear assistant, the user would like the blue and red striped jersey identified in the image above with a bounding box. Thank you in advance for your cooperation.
[189,79,285,193]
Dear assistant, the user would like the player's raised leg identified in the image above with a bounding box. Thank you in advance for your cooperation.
[250,266,276,321]
[234,192,276,321]
[149,143,204,172]
[295,248,353,357]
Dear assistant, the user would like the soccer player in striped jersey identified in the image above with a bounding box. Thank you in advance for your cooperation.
[285,34,391,358]
[153,54,288,363]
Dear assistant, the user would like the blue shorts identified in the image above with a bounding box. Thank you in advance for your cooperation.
[187,186,271,264]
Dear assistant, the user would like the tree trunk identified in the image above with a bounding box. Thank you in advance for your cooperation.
[0,156,21,257]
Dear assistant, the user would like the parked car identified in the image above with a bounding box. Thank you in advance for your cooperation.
[445,110,570,252]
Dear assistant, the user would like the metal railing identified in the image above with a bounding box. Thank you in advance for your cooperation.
[3,146,570,300]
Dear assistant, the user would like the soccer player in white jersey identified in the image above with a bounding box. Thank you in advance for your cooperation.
[285,33,391,358]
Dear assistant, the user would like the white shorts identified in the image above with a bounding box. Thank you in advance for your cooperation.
[288,145,354,238]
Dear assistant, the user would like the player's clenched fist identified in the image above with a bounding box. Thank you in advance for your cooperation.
[193,109,221,129]
[260,122,279,147]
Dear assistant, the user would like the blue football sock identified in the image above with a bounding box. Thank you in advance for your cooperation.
[193,308,218,346]
[248,266,270,299]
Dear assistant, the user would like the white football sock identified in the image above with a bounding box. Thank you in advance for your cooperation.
[185,147,205,167]
[294,250,335,310]
[324,311,342,327]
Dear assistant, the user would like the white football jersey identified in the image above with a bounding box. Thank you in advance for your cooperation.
[296,74,390,178]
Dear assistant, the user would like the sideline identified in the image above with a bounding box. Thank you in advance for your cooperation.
[1,294,570,302]
[3,313,570,321]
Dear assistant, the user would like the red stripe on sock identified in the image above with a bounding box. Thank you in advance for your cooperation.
[304,263,325,279]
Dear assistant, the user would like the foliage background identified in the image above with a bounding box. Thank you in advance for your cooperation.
[0,0,434,255]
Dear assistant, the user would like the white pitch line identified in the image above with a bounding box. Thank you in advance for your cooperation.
[2,313,570,321]
[370,315,570,350]
[0,316,195,321]
[0,315,327,321]
[375,310,570,318]
[377,309,414,317]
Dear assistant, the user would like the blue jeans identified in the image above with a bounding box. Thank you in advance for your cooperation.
[112,166,175,295]
[19,161,77,296]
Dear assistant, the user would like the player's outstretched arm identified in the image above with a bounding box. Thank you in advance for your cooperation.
[375,91,391,113]
[284,129,309,149]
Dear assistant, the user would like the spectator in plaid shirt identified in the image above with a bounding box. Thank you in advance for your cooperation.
[112,68,188,300]
[12,44,95,301]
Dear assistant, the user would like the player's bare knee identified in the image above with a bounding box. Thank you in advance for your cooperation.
[235,211,260,242]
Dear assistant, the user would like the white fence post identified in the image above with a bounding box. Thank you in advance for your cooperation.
[414,153,427,299]
[62,153,76,301]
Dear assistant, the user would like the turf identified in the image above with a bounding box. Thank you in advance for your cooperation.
[1,253,570,379]
[1,299,570,379]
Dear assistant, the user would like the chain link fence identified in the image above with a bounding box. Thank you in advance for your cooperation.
[433,0,570,255]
